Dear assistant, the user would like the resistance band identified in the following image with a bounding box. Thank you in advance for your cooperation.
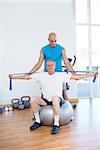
[9,71,98,91]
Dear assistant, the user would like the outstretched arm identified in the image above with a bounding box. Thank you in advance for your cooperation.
[62,49,76,74]
[9,74,32,80]
[29,49,44,73]
[71,72,98,80]
[9,50,44,80]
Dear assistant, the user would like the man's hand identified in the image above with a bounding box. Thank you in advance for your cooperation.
[89,72,98,78]
[9,74,14,79]
[94,72,98,77]
[71,72,98,80]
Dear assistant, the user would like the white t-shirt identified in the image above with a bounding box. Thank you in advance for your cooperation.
[31,72,72,102]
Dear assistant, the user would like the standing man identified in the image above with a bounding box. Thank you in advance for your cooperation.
[29,32,75,73]
[29,32,75,99]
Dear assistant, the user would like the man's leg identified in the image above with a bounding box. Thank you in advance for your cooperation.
[30,96,47,130]
[51,96,61,134]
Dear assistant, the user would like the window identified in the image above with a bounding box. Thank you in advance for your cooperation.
[76,25,89,70]
[91,0,100,24]
[76,0,88,24]
[91,26,100,66]
[75,0,100,98]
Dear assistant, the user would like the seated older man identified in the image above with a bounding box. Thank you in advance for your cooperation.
[9,60,97,134]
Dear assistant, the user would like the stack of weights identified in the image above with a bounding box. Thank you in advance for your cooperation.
[12,96,30,110]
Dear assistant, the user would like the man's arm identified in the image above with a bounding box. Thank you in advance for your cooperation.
[62,49,76,74]
[9,74,32,80]
[71,72,98,80]
[9,49,44,80]
[29,49,44,73]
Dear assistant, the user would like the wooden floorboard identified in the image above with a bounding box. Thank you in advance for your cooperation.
[0,98,100,150]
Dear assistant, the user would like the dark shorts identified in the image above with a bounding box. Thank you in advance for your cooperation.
[42,97,66,107]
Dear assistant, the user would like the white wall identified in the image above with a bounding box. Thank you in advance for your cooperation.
[0,0,77,104]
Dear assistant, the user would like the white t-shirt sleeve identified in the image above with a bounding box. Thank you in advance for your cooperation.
[62,72,72,83]
[31,73,41,81]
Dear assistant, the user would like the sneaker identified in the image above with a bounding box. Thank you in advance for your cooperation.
[51,125,60,134]
[30,122,42,130]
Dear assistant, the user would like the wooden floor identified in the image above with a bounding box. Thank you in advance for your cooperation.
[0,98,100,150]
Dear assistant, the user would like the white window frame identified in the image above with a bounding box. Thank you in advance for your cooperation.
[73,0,100,98]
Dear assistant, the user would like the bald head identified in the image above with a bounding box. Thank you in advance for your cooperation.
[48,32,57,47]
[48,32,57,39]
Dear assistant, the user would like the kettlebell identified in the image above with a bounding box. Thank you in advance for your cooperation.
[21,96,30,108]
[18,100,24,110]
[12,99,19,109]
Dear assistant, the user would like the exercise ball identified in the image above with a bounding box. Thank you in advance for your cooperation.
[40,100,73,125]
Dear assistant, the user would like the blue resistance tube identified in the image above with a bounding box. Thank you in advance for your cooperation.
[93,76,97,83]
[10,79,12,90]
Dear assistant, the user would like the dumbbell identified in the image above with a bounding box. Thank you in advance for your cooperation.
[8,106,13,111]
[4,106,9,111]
[21,96,30,108]
[4,106,13,111]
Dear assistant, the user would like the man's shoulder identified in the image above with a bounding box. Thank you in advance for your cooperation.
[37,72,47,75]
[38,72,49,77]
[56,44,62,47]
[42,44,49,50]
[31,72,48,79]
[54,72,65,76]
[56,44,64,50]
[55,72,71,77]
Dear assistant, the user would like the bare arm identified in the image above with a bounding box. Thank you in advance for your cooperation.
[9,74,32,80]
[9,50,44,80]
[71,72,98,80]
[62,49,76,74]
[29,49,44,73]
